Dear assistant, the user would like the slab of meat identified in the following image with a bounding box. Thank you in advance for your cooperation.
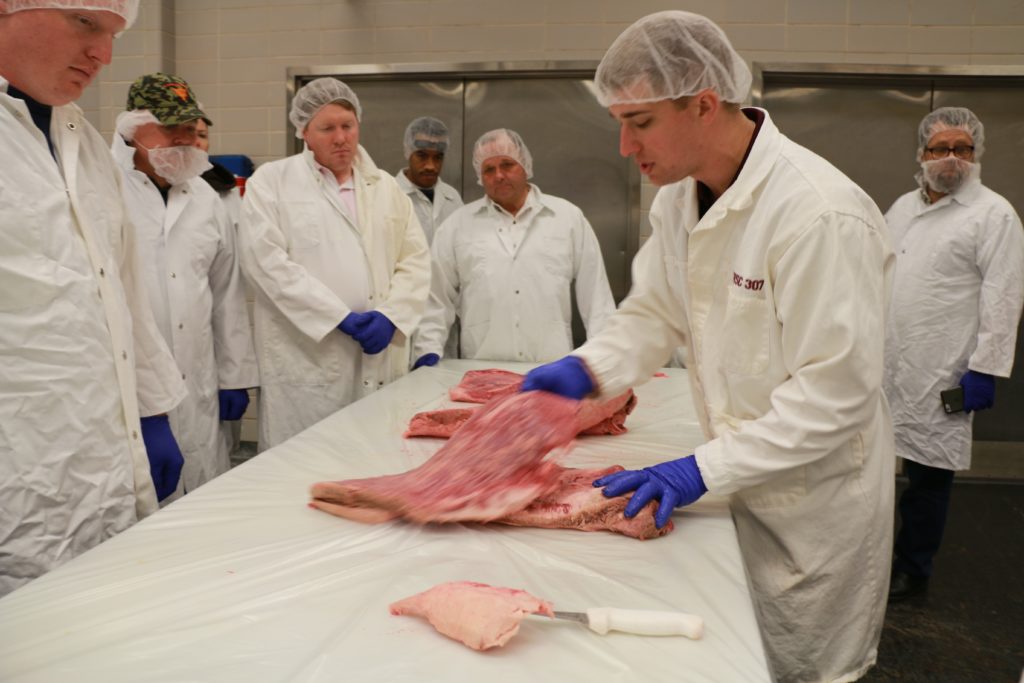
[447,369,523,403]
[310,391,580,524]
[389,581,553,651]
[495,465,672,540]
[405,389,637,439]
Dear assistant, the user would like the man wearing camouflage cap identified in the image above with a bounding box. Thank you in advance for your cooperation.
[112,72,258,500]
[0,1,186,596]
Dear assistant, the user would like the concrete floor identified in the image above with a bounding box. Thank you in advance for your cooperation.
[864,479,1024,682]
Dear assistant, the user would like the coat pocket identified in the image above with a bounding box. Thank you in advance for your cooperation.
[721,289,771,375]
[282,201,321,250]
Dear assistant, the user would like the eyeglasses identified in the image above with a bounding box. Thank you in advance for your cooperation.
[925,145,975,159]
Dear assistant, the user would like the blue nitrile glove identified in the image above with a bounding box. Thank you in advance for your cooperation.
[350,311,396,355]
[959,370,995,413]
[219,389,250,421]
[338,311,369,337]
[593,455,707,529]
[413,353,440,370]
[520,355,594,399]
[140,414,184,501]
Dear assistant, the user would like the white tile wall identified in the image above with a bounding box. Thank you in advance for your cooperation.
[76,0,1024,446]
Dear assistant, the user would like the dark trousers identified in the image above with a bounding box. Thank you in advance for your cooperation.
[894,459,956,578]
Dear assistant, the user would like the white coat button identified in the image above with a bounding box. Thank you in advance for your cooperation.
[171,272,176,278]
[132,430,138,439]
[181,373,186,380]
[99,267,105,277]
[515,290,520,294]
[378,381,384,386]
[178,323,183,329]
[122,351,128,360]
[67,122,76,131]
[363,380,370,387]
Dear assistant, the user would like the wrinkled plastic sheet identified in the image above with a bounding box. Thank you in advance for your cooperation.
[0,360,770,682]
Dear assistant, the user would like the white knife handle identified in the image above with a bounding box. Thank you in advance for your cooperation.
[586,607,704,639]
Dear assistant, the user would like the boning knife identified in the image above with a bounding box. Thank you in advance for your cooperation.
[551,608,703,639]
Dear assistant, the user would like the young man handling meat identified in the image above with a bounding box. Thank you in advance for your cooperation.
[523,11,895,683]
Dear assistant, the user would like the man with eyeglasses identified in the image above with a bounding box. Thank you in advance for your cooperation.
[884,107,1024,601]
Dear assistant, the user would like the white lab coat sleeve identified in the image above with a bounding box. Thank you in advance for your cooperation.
[969,209,1024,377]
[574,229,688,397]
[696,212,892,495]
[374,195,431,344]
[238,170,349,343]
[571,209,616,339]
[118,209,187,417]
[412,218,461,359]
[208,200,259,390]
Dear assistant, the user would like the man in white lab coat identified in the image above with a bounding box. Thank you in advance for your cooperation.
[112,73,259,496]
[395,116,463,245]
[523,12,894,683]
[884,107,1024,601]
[239,78,431,451]
[0,0,186,597]
[411,128,615,367]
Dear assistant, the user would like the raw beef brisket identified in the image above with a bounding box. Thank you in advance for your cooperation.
[310,391,579,524]
[495,465,672,540]
[389,581,553,651]
[447,368,523,403]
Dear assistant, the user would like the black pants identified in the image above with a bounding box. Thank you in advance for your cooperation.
[893,459,956,578]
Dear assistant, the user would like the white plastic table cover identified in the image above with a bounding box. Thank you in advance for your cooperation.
[0,360,770,683]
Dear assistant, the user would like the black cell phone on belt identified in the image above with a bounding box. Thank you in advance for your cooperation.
[940,387,964,414]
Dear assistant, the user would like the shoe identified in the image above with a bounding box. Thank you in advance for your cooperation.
[888,570,928,602]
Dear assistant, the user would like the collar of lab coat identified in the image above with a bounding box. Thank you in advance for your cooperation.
[478,183,552,219]
[680,107,782,234]
[917,173,985,214]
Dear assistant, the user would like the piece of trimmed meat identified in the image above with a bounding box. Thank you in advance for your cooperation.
[495,465,672,540]
[310,391,580,524]
[389,581,553,651]
[405,389,637,439]
[447,369,523,403]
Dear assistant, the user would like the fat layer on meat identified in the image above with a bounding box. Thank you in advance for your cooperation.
[389,581,554,651]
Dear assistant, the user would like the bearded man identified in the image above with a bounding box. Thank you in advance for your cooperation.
[883,106,1024,601]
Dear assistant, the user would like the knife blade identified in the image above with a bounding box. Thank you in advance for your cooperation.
[551,608,703,639]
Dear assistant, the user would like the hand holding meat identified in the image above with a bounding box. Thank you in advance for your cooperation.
[594,455,707,529]
[520,355,594,399]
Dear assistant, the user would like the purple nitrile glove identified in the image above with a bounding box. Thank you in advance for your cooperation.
[959,370,995,413]
[338,311,369,337]
[218,388,250,421]
[520,355,594,400]
[140,414,184,501]
[413,353,440,370]
[593,455,707,529]
[350,311,396,355]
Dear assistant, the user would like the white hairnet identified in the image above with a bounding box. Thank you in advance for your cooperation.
[595,10,751,107]
[917,106,985,160]
[403,116,450,159]
[4,0,138,28]
[289,77,361,138]
[471,128,533,183]
[114,109,159,142]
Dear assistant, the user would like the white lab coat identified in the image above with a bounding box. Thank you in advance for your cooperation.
[884,175,1024,471]
[413,185,615,363]
[575,111,895,683]
[0,82,186,596]
[239,147,430,450]
[395,169,463,245]
[112,135,259,493]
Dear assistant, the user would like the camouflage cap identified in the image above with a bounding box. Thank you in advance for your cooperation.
[125,72,211,126]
